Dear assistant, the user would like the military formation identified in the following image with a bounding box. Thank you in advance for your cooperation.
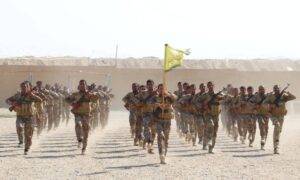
[5,78,296,163]
[123,80,296,164]
[6,80,113,155]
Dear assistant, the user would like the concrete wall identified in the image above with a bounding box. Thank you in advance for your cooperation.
[1,65,299,112]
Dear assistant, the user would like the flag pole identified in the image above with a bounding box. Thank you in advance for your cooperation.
[162,44,168,117]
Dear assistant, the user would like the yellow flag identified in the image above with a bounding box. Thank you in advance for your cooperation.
[164,44,190,72]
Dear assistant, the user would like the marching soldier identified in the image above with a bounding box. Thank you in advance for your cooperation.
[173,82,183,134]
[253,85,270,150]
[228,88,241,142]
[122,83,139,138]
[6,81,42,155]
[192,83,206,146]
[265,84,296,154]
[153,84,176,164]
[61,86,71,126]
[178,84,195,143]
[134,85,146,146]
[245,86,257,147]
[65,80,100,155]
[239,86,248,144]
[203,81,224,153]
[136,79,157,154]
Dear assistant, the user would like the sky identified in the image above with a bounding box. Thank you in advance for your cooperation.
[0,0,300,59]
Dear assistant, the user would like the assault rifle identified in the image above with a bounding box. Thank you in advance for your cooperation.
[70,91,92,113]
[273,84,290,107]
[207,89,224,107]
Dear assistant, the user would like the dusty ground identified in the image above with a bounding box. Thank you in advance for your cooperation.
[0,109,300,180]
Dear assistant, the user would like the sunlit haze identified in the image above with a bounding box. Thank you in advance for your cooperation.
[0,0,299,59]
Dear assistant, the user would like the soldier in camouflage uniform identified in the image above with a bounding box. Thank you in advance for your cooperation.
[50,86,61,129]
[136,79,157,154]
[6,81,42,154]
[123,83,140,139]
[45,84,58,131]
[35,81,49,130]
[221,84,233,136]
[153,84,176,164]
[65,80,100,155]
[228,88,241,142]
[265,85,296,154]
[244,86,257,147]
[253,85,270,150]
[239,86,248,144]
[99,87,111,128]
[173,82,183,134]
[203,81,224,153]
[178,85,196,144]
[88,83,100,130]
[32,82,47,136]
[103,86,113,126]
[134,85,146,146]
[61,86,71,126]
[191,83,206,146]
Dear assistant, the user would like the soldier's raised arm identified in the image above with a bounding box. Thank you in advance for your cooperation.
[6,93,19,105]
[28,91,42,102]
[284,91,296,101]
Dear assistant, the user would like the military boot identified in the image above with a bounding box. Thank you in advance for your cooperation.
[147,143,154,154]
[24,148,29,155]
[81,148,86,155]
[208,145,213,154]
[160,154,166,164]
[261,139,265,150]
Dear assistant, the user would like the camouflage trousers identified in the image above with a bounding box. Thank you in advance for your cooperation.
[74,114,90,149]
[16,116,34,150]
[205,114,219,150]
[62,106,70,125]
[129,111,137,136]
[230,113,240,140]
[221,109,230,134]
[99,107,107,128]
[90,110,100,130]
[134,114,143,142]
[35,111,44,136]
[242,114,257,143]
[156,120,171,156]
[142,113,154,144]
[194,113,205,143]
[46,106,54,131]
[53,105,60,128]
[174,109,181,132]
[270,116,284,150]
[256,115,269,142]
[180,112,194,135]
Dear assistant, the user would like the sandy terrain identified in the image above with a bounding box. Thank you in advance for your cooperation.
[0,108,299,180]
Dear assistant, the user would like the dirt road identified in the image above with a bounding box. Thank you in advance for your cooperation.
[0,110,299,180]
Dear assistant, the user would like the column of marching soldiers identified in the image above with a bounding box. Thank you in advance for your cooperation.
[6,80,114,155]
[123,80,296,164]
